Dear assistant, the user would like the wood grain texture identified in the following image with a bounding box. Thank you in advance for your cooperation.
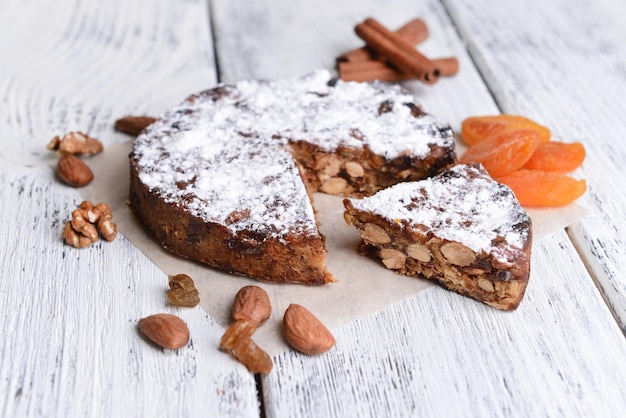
[211,0,626,415]
[0,166,260,417]
[442,0,626,332]
[0,0,260,416]
[0,0,217,167]
[2,0,626,416]
[266,234,626,417]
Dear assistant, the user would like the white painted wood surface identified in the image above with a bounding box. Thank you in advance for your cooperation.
[0,1,260,417]
[443,0,626,331]
[2,0,626,417]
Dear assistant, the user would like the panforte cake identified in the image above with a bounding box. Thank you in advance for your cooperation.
[343,164,532,309]
[129,70,455,284]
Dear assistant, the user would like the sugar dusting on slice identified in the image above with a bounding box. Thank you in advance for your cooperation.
[347,164,531,254]
[132,70,454,237]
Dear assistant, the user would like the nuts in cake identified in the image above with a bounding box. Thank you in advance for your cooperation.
[344,164,532,310]
[129,70,455,284]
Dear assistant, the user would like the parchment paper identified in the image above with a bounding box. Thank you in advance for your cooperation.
[79,141,588,356]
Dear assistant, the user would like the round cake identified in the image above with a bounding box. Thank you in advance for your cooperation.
[129,70,456,284]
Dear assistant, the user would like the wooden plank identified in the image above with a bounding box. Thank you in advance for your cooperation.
[211,0,626,415]
[265,235,626,417]
[442,0,626,331]
[0,166,259,417]
[0,0,260,416]
[0,0,217,166]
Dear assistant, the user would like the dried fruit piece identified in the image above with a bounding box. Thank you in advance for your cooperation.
[231,286,271,325]
[57,154,94,187]
[459,130,543,177]
[496,170,587,207]
[167,274,200,307]
[283,304,335,355]
[223,334,273,374]
[220,320,258,350]
[138,313,190,350]
[461,115,550,145]
[114,116,157,136]
[220,319,272,374]
[523,141,586,172]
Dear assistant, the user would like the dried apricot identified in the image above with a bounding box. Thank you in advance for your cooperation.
[461,115,551,145]
[523,141,586,172]
[459,130,543,177]
[496,170,587,207]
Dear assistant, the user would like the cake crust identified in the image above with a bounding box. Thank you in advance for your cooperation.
[129,170,331,284]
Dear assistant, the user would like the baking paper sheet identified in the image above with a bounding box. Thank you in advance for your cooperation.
[79,141,588,356]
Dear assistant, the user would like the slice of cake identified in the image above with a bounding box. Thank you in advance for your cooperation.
[343,164,532,309]
[129,70,455,284]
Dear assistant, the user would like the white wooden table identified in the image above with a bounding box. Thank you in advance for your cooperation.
[2,0,626,416]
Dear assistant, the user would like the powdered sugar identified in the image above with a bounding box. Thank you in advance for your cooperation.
[230,70,453,158]
[134,126,316,236]
[132,70,454,237]
[346,164,530,254]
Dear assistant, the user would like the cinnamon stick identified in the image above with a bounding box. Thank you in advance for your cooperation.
[337,18,429,64]
[338,60,414,82]
[432,57,459,77]
[339,57,459,82]
[354,18,439,84]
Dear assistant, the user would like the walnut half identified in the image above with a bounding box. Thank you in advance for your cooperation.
[48,131,104,156]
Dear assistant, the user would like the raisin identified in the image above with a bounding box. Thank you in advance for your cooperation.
[219,319,272,374]
[167,274,200,307]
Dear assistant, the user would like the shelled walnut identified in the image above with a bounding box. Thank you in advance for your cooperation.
[47,131,104,156]
[62,201,117,248]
